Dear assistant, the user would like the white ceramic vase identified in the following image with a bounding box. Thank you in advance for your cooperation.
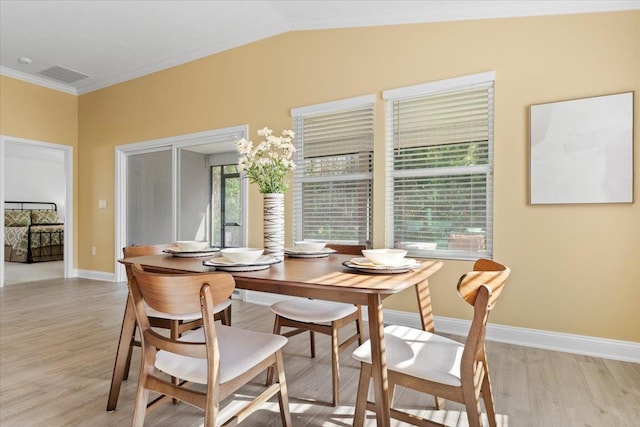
[263,193,285,259]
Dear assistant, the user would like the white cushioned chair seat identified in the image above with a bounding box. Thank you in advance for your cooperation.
[270,299,357,323]
[155,325,287,384]
[352,324,464,387]
[145,298,231,321]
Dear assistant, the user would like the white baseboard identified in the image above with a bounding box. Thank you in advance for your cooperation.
[244,291,640,364]
[75,269,116,282]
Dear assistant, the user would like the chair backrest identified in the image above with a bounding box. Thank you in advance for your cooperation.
[326,244,367,256]
[123,243,175,282]
[456,259,510,372]
[129,264,235,361]
[131,263,234,317]
[457,258,510,309]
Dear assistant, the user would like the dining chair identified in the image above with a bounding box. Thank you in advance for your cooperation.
[129,264,292,426]
[352,258,511,427]
[121,244,232,382]
[268,243,366,406]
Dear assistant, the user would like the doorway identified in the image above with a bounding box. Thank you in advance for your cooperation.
[114,126,248,283]
[0,135,73,287]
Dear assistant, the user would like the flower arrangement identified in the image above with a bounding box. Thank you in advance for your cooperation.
[237,127,296,194]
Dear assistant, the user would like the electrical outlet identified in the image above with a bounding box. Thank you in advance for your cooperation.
[91,246,96,255]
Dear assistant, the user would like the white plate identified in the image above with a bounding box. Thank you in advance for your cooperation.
[343,258,421,274]
[163,247,220,258]
[203,255,281,271]
[284,247,337,258]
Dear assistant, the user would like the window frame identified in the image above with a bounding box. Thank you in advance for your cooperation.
[291,95,375,246]
[383,71,496,261]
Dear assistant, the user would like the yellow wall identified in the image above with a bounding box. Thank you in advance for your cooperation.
[13,10,637,343]
[0,75,79,267]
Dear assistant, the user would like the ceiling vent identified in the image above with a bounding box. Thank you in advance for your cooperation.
[38,65,89,83]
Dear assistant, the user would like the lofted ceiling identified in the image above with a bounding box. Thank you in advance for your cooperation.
[1,0,638,95]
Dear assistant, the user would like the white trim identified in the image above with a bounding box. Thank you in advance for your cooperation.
[0,135,74,287]
[245,291,640,363]
[76,269,116,282]
[291,94,376,117]
[383,71,495,100]
[0,66,78,95]
[0,139,4,286]
[114,127,246,154]
[72,26,286,95]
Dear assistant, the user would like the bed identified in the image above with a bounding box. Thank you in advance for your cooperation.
[4,201,65,263]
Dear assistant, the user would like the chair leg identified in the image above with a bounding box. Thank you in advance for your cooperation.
[131,371,150,427]
[170,320,180,405]
[203,383,220,427]
[355,306,364,345]
[222,304,232,326]
[461,379,483,427]
[353,362,371,427]
[275,350,292,427]
[266,315,282,386]
[481,365,497,427]
[331,324,340,406]
[309,330,316,358]
[123,326,136,381]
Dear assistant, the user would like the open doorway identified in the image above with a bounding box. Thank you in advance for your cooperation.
[114,126,247,283]
[0,136,73,287]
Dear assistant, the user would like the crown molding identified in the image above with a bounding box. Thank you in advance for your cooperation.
[2,1,639,96]
[73,26,285,95]
[0,66,77,95]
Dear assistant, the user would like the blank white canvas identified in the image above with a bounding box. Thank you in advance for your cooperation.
[530,92,633,204]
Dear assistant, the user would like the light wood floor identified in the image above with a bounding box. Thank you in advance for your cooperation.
[1,277,638,426]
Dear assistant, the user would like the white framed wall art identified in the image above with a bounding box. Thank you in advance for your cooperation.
[530,91,634,204]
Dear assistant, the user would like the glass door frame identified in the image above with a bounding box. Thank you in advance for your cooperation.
[114,126,248,282]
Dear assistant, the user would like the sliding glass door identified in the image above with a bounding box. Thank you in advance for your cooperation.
[117,126,248,269]
[126,148,172,246]
[177,147,211,242]
[211,164,241,248]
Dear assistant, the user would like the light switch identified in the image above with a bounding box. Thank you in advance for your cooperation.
[99,199,107,209]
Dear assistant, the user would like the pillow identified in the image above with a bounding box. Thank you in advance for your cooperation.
[30,210,59,224]
[5,210,31,227]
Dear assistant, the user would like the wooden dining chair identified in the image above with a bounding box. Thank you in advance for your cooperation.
[268,243,366,406]
[352,258,511,427]
[129,264,292,426]
[122,244,232,381]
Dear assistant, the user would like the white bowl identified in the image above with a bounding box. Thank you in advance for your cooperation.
[175,240,209,251]
[294,240,327,252]
[362,249,408,266]
[221,247,264,264]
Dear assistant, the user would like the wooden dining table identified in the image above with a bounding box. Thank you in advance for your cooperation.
[108,252,442,427]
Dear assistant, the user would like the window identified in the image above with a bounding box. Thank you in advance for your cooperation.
[211,164,241,248]
[291,95,375,245]
[384,72,495,260]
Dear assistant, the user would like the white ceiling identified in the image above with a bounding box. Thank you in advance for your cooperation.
[1,0,638,95]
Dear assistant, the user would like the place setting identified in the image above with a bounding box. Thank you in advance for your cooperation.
[284,240,336,258]
[162,240,220,258]
[203,247,281,271]
[342,248,421,274]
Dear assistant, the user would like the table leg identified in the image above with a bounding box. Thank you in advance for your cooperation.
[366,294,391,427]
[415,278,435,332]
[106,294,137,411]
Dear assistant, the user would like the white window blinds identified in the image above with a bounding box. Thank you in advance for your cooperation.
[384,72,495,260]
[291,95,374,245]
